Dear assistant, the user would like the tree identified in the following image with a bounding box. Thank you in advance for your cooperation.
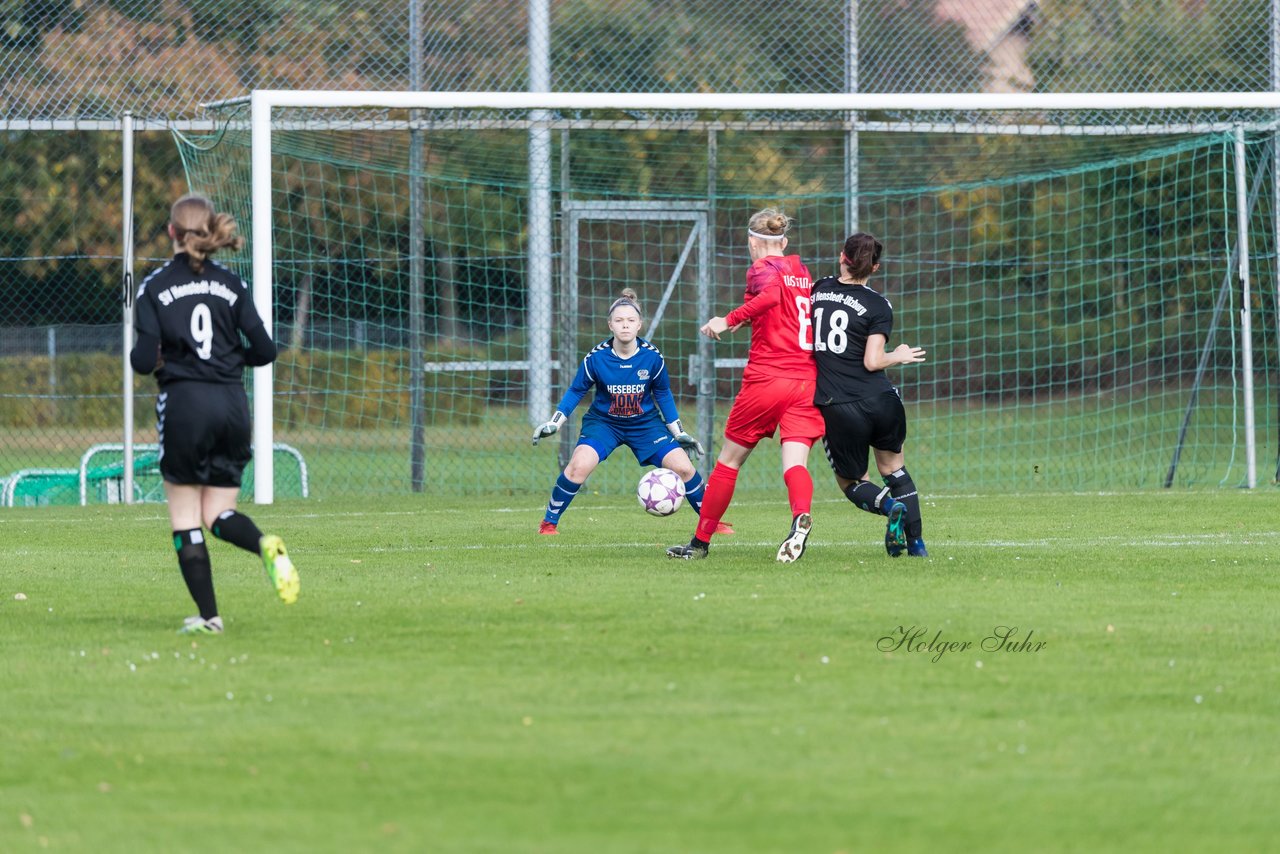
[1027,0,1269,92]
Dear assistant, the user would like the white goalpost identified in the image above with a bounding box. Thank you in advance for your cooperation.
[222,89,1280,501]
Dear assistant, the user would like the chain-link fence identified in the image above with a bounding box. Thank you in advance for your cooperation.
[3,1,1280,505]
[3,1,1277,120]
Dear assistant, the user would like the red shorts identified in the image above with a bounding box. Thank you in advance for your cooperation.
[723,375,825,449]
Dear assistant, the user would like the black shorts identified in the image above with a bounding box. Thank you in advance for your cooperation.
[819,390,907,481]
[156,381,252,487]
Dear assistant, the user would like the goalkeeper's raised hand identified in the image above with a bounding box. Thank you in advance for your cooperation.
[532,411,566,445]
[667,420,705,460]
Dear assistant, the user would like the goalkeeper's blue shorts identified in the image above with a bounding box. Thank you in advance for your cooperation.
[577,412,683,468]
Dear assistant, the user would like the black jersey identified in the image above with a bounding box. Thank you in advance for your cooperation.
[133,253,270,385]
[811,276,895,405]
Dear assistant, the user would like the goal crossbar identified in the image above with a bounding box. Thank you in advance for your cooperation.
[222,90,1280,113]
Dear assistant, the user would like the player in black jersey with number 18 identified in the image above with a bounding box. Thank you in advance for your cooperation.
[131,194,299,634]
[811,233,928,557]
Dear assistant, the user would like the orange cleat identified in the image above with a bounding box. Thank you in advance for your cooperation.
[538,520,559,535]
[714,521,735,535]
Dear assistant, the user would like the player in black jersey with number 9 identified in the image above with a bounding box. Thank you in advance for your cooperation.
[131,194,299,634]
[811,233,929,557]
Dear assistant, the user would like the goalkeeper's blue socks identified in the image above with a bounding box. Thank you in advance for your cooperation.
[682,470,706,514]
[543,473,581,525]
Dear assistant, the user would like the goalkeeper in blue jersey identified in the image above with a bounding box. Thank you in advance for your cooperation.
[532,288,732,536]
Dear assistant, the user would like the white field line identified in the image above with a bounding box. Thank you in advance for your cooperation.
[2,494,1274,553]
[2,528,1272,560]
[370,530,1280,554]
[2,491,1228,526]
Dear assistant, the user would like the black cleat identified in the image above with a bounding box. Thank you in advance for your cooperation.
[666,539,709,560]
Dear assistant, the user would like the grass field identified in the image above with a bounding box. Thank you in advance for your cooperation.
[3,490,1279,852]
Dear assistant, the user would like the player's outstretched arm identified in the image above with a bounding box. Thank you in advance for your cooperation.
[532,411,566,445]
[888,344,927,366]
[699,316,730,340]
[863,334,927,373]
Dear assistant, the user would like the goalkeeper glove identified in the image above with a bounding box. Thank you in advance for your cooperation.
[532,411,566,445]
[667,420,705,460]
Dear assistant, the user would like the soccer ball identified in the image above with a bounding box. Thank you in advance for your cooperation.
[637,467,685,517]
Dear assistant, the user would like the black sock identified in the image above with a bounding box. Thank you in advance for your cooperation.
[884,467,923,539]
[210,509,263,555]
[174,529,217,620]
[843,480,895,515]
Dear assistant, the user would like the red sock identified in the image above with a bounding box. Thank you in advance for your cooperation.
[783,465,813,518]
[695,463,739,542]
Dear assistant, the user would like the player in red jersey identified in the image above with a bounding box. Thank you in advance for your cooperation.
[667,208,825,563]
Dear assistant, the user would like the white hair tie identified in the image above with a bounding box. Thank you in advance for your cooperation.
[607,297,641,318]
[748,228,786,240]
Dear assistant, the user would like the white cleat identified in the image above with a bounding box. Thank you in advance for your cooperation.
[776,513,812,564]
[178,616,224,635]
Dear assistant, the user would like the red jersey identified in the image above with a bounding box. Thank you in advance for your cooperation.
[723,254,815,381]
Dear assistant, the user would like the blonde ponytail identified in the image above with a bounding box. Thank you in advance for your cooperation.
[170,194,242,273]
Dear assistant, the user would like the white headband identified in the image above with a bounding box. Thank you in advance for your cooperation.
[607,297,641,318]
[748,228,786,240]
